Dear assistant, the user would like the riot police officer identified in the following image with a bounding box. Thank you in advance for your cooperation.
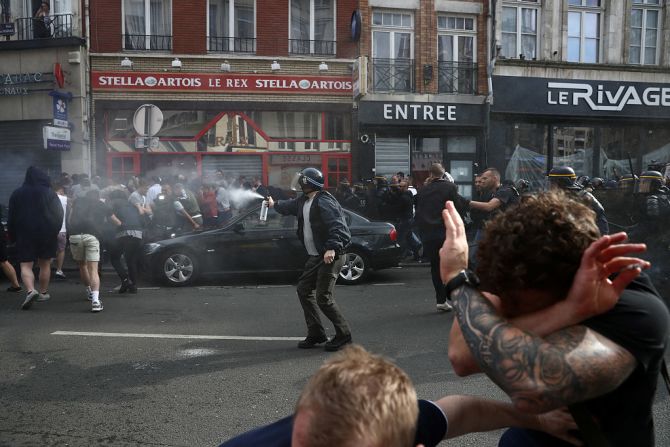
[547,166,610,235]
[637,170,670,222]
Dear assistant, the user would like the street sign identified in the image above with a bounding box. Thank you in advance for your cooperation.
[133,104,163,137]
[43,125,71,151]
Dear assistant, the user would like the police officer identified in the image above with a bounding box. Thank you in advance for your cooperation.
[547,166,609,235]
[267,168,353,352]
[637,170,670,222]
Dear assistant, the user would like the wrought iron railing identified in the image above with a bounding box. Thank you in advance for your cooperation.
[437,61,478,94]
[123,34,172,51]
[208,36,256,53]
[14,13,74,40]
[288,39,336,56]
[371,58,415,93]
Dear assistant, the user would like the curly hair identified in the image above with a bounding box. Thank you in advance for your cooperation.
[476,190,600,300]
[295,345,418,447]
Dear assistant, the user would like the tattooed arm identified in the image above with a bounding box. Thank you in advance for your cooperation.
[450,284,636,413]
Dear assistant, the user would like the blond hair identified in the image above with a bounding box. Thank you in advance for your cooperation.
[295,345,418,447]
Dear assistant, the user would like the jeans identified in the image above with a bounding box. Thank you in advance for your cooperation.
[109,236,142,284]
[296,255,350,338]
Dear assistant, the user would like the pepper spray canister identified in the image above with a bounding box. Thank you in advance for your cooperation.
[260,199,269,221]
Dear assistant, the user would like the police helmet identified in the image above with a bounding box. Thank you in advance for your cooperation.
[591,177,604,189]
[618,174,638,194]
[637,170,664,194]
[547,166,577,189]
[291,167,324,191]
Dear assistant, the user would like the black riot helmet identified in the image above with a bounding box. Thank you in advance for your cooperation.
[618,173,638,194]
[291,167,324,192]
[637,170,664,194]
[547,166,577,190]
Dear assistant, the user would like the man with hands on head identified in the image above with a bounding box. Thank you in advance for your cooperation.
[440,190,669,447]
[266,168,352,352]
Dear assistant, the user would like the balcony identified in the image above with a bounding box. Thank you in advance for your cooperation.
[123,34,172,51]
[288,39,336,56]
[208,36,256,53]
[437,61,478,94]
[371,58,415,93]
[0,14,84,49]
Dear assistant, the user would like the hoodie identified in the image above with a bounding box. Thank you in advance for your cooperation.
[7,166,63,241]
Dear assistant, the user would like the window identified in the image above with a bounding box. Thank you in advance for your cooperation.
[290,0,335,55]
[501,1,539,60]
[371,10,414,92]
[123,0,172,50]
[437,15,477,93]
[629,0,661,65]
[567,0,601,63]
[208,0,255,53]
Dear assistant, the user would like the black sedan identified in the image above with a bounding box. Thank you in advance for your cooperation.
[143,204,402,286]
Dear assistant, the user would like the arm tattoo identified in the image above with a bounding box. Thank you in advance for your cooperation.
[451,286,634,412]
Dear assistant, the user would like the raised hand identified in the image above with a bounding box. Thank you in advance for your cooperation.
[439,201,469,284]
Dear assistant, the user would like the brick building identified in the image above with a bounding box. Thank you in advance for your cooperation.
[89,0,358,190]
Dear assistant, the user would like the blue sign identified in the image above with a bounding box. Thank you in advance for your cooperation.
[49,90,72,128]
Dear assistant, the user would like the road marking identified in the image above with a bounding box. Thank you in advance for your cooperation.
[196,285,293,290]
[52,331,303,341]
[372,283,405,286]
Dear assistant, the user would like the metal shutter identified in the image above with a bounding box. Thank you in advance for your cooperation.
[375,136,410,177]
[0,121,62,205]
[201,154,263,182]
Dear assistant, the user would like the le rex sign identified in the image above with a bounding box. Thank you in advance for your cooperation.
[91,71,353,95]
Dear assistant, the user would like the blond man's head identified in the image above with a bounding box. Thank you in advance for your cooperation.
[292,345,418,447]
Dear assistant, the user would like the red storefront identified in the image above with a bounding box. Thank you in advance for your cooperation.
[92,70,354,190]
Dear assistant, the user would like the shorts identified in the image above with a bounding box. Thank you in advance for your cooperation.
[0,236,7,262]
[69,234,100,262]
[16,234,58,262]
[57,232,67,252]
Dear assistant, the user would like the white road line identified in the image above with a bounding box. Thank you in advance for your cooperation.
[196,285,293,290]
[372,283,405,286]
[52,331,303,341]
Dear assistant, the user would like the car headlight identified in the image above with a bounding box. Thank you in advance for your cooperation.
[143,243,162,255]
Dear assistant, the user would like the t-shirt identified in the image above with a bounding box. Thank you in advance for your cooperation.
[302,197,318,256]
[58,193,67,232]
[573,275,668,446]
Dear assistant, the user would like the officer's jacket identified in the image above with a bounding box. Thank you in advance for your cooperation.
[274,191,351,255]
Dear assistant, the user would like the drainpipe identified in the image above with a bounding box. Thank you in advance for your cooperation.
[84,0,93,176]
[483,0,496,169]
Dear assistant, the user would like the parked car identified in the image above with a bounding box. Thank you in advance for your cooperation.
[143,203,402,286]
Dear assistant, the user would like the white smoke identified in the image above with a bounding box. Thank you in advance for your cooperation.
[227,187,264,209]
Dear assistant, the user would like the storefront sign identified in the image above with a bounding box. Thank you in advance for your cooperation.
[43,126,71,151]
[358,101,484,126]
[1,71,52,96]
[0,23,15,36]
[493,76,670,119]
[91,72,353,96]
[270,154,321,165]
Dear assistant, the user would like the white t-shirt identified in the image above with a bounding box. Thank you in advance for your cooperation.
[58,193,67,232]
[146,184,162,206]
[302,197,319,256]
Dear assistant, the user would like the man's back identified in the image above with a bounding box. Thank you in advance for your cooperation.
[415,180,465,236]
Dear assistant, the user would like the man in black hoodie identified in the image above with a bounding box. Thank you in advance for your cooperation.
[8,166,64,310]
[415,163,469,313]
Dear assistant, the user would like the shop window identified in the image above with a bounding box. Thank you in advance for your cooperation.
[567,1,601,63]
[290,0,335,55]
[437,15,477,94]
[446,136,476,153]
[629,1,661,65]
[208,0,255,53]
[600,126,670,179]
[324,113,351,140]
[553,127,594,177]
[253,111,320,140]
[371,9,414,92]
[501,1,539,60]
[327,156,351,188]
[123,0,172,50]
[495,122,549,188]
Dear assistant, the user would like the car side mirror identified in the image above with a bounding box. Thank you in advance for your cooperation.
[233,222,245,234]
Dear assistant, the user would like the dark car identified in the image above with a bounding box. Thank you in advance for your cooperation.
[143,204,402,286]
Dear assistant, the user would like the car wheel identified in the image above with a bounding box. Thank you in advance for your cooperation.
[159,250,199,286]
[338,250,367,285]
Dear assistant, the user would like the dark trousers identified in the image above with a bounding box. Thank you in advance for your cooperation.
[109,236,142,285]
[423,238,446,304]
[296,255,350,338]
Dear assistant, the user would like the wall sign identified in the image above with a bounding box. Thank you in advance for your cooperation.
[1,71,54,96]
[358,101,484,127]
[43,126,71,151]
[492,76,670,119]
[92,72,353,96]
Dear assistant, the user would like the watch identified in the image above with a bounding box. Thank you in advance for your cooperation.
[444,269,480,299]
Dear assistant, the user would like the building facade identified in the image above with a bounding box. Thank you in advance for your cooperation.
[354,0,489,197]
[489,0,670,187]
[88,0,358,190]
[0,0,88,203]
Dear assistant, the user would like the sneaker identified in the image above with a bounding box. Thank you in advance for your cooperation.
[324,334,352,352]
[91,300,103,312]
[54,271,67,281]
[118,278,131,294]
[36,292,51,302]
[436,302,453,312]
[6,286,22,293]
[21,290,39,310]
[297,335,328,349]
[87,290,93,301]
[128,284,138,294]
